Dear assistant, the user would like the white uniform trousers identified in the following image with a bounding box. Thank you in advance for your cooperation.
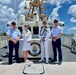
[41,39,49,62]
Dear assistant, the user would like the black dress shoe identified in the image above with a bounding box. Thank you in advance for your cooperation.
[51,59,57,62]
[16,61,21,63]
[8,63,12,65]
[58,61,62,65]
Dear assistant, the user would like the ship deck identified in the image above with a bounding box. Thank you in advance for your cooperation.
[0,46,76,75]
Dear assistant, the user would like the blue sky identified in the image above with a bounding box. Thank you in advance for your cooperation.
[0,0,76,34]
[44,1,76,34]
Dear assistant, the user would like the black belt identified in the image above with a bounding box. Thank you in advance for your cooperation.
[53,37,57,38]
[9,40,19,42]
[53,37,61,39]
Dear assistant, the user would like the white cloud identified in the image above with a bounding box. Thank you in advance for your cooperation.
[0,0,15,22]
[68,27,76,30]
[49,5,62,21]
[68,4,76,22]
[19,0,30,9]
[48,0,71,6]
[17,0,30,19]
[68,4,76,17]
[48,0,71,21]
[0,0,11,4]
[0,5,16,22]
[17,8,28,16]
[70,18,76,22]
[0,4,2,8]
[19,0,26,9]
[48,0,74,21]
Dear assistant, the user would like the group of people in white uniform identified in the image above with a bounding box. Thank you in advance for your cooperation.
[7,19,63,65]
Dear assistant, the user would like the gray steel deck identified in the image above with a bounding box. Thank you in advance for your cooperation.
[0,46,76,75]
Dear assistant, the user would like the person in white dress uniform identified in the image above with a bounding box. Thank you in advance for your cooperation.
[22,25,32,62]
[38,21,50,64]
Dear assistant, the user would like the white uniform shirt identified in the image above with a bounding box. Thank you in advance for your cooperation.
[22,30,32,51]
[38,26,50,40]
[22,30,32,42]
[51,26,63,37]
[7,28,21,40]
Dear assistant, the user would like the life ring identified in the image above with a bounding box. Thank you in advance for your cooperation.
[28,42,41,56]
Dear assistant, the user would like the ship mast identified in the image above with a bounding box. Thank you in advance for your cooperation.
[24,0,48,21]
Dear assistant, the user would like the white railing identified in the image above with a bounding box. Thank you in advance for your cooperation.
[0,34,75,49]
[0,35,8,48]
[62,34,74,48]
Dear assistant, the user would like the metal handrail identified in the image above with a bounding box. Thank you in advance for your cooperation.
[62,34,74,48]
[0,35,8,48]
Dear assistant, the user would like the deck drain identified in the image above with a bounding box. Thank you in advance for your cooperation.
[23,64,45,75]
